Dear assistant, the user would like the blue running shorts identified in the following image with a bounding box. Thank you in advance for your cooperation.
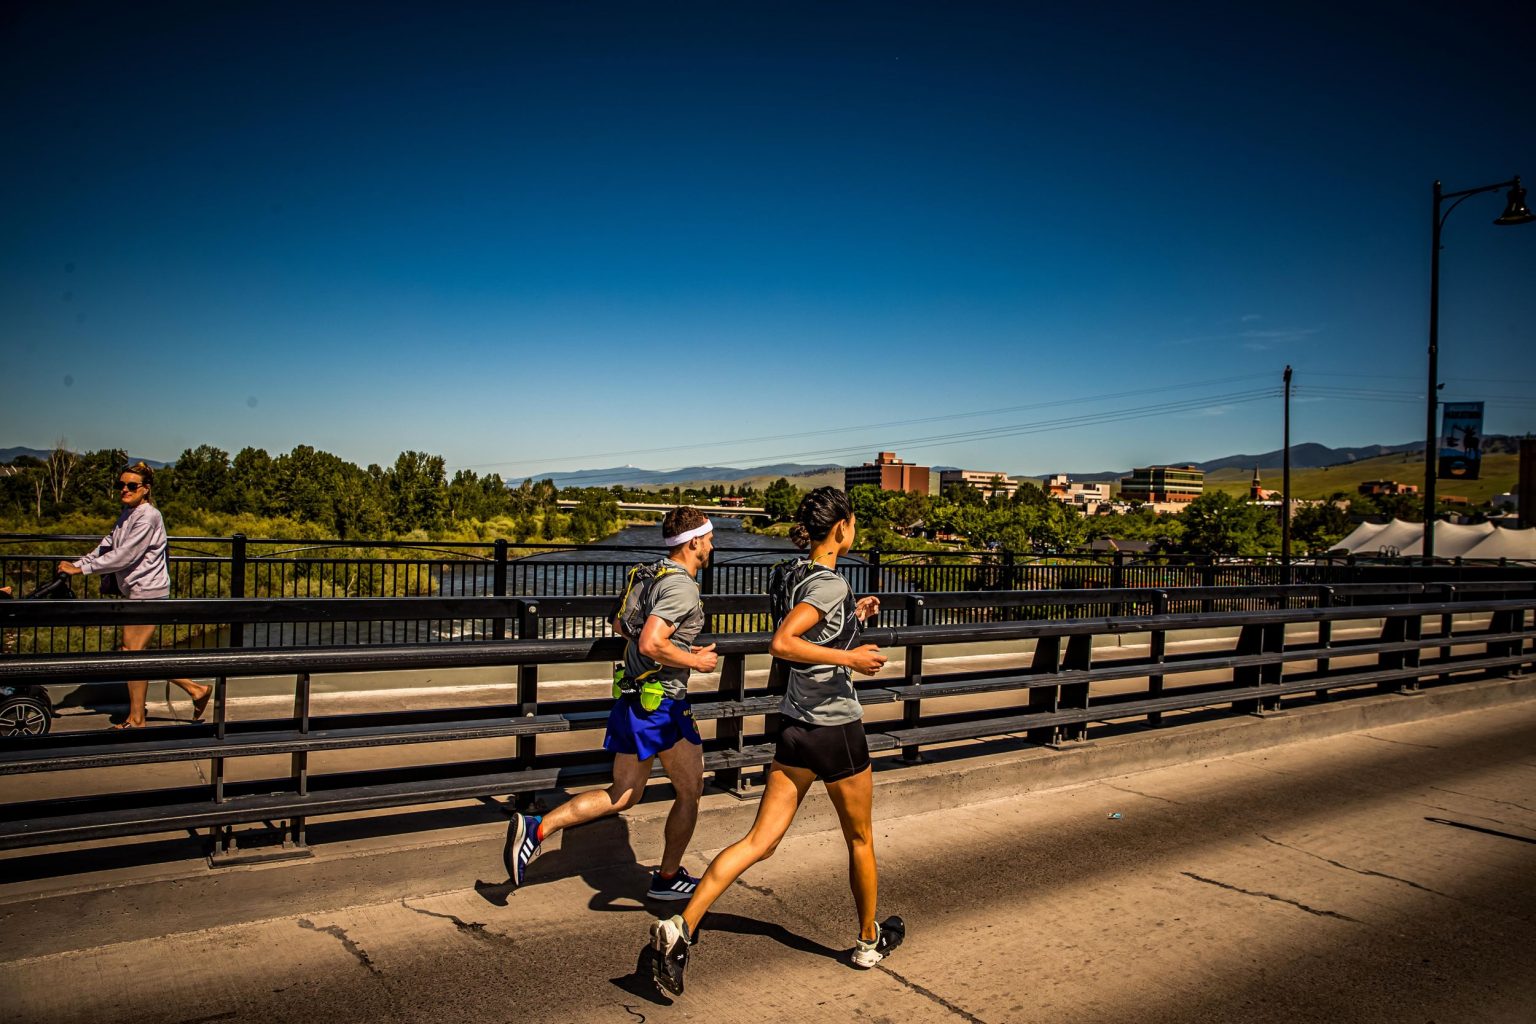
[604,696,702,761]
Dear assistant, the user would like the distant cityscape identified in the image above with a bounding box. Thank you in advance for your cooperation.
[841,449,1525,524]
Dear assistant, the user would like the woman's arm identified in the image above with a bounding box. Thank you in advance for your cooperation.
[59,527,116,576]
[71,513,155,576]
[770,602,886,675]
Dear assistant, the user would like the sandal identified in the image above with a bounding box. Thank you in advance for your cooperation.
[111,720,145,730]
[191,686,213,721]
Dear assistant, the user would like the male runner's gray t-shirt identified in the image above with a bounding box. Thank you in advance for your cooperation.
[622,558,704,701]
[781,564,862,726]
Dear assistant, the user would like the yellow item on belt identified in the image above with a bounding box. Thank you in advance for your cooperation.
[612,665,666,712]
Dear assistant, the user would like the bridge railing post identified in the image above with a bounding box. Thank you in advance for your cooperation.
[1147,591,1168,726]
[492,539,508,640]
[1436,584,1457,685]
[713,653,749,795]
[1314,587,1335,701]
[514,599,541,811]
[900,595,925,764]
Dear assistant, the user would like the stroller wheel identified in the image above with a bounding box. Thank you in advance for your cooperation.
[0,692,52,737]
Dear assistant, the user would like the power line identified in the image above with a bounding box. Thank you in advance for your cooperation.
[467,372,1275,472]
[666,387,1282,470]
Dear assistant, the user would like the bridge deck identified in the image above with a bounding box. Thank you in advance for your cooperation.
[2,679,1533,1023]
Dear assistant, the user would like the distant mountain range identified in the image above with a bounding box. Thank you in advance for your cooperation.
[517,443,1433,488]
[513,462,842,488]
[2,439,1502,487]
[0,446,168,468]
[1179,442,1423,474]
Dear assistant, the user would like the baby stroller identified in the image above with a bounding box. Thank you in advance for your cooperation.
[0,572,71,737]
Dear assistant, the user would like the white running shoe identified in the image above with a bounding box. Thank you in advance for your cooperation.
[649,914,691,995]
[851,915,906,968]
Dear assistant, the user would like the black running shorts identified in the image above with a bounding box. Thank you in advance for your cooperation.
[773,718,871,783]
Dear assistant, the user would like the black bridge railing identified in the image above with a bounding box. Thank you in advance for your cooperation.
[0,581,1532,861]
[4,532,1532,654]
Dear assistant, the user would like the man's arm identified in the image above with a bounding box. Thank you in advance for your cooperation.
[637,615,717,672]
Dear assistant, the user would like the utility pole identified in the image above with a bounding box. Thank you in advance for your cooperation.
[1282,365,1292,579]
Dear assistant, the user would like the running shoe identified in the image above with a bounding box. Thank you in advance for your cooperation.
[646,865,698,902]
[650,914,691,995]
[851,915,906,968]
[503,813,544,888]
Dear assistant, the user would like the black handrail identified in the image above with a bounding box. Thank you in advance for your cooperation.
[1,582,1531,860]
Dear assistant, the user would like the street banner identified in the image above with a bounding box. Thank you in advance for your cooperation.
[1438,401,1484,480]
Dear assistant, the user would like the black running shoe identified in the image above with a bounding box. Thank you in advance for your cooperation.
[646,865,698,902]
[851,915,905,968]
[649,914,691,995]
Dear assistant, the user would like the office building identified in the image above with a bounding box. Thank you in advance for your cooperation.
[1119,465,1204,504]
[939,469,1018,499]
[845,452,931,494]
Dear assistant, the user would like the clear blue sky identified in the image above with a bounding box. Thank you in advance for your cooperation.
[3,1,1533,478]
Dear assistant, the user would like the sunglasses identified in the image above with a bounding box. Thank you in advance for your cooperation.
[117,480,145,491]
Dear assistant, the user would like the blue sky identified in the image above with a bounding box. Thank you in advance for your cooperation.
[2,1,1533,478]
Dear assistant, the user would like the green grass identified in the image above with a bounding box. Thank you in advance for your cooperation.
[1202,452,1517,504]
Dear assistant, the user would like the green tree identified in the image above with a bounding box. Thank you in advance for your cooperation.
[882,491,932,533]
[763,478,800,522]
[942,482,985,507]
[1010,481,1050,507]
[847,485,888,527]
[385,451,448,533]
[228,448,275,516]
[1179,492,1281,556]
[165,445,232,513]
[1290,496,1353,553]
[1036,500,1089,553]
[567,488,619,542]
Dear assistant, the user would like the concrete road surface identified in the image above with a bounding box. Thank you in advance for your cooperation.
[2,694,1534,1024]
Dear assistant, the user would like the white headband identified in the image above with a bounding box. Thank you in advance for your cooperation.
[663,520,713,547]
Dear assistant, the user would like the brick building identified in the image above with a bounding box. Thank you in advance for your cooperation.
[845,452,931,494]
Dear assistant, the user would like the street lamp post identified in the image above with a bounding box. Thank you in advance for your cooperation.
[1423,175,1533,563]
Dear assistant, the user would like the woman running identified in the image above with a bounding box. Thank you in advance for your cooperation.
[648,486,903,995]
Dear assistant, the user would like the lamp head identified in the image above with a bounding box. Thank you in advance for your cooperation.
[1494,176,1534,226]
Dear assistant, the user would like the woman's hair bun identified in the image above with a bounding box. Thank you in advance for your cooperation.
[789,523,811,549]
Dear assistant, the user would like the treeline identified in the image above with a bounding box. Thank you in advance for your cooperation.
[0,444,627,544]
[755,477,1379,557]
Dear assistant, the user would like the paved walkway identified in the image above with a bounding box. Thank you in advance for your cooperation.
[3,695,1535,1024]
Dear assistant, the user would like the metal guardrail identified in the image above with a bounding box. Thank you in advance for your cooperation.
[0,582,1532,860]
[4,530,1534,653]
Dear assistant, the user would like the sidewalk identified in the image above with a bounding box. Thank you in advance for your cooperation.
[2,679,1533,1023]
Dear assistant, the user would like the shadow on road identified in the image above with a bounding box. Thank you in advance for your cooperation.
[477,809,653,912]
[698,910,845,962]
[603,911,843,1007]
[609,944,672,1008]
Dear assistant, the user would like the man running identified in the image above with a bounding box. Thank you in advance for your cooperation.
[504,506,718,901]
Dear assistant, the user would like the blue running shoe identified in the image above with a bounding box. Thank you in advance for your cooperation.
[503,813,544,888]
[647,866,698,902]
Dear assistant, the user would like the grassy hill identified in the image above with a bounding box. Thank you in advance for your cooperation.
[645,466,846,494]
[1203,451,1518,504]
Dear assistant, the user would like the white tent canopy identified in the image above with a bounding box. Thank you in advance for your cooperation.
[1462,526,1536,562]
[1331,518,1536,561]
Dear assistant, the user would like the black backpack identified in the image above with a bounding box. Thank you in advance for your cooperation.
[611,560,683,638]
[765,558,861,688]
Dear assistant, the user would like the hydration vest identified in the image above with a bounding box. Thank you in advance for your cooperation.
[610,560,686,709]
[612,560,682,640]
[766,558,861,688]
